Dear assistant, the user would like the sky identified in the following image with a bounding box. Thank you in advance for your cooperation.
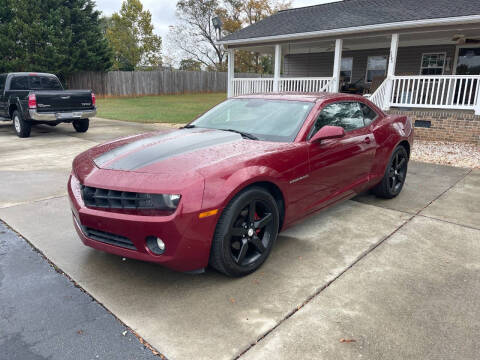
[95,0,341,40]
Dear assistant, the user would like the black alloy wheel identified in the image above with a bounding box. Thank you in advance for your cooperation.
[373,145,409,198]
[229,199,274,266]
[210,187,279,277]
[387,150,407,194]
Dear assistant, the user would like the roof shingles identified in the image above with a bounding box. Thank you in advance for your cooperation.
[222,0,480,42]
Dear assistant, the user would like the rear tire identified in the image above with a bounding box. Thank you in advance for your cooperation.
[373,145,409,199]
[12,110,31,138]
[209,187,279,277]
[73,118,89,133]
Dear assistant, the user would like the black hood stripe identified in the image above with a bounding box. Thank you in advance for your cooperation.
[94,132,179,167]
[95,129,241,171]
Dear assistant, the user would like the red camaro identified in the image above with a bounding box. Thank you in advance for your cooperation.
[69,93,413,277]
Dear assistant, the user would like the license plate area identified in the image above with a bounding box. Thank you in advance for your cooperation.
[56,112,82,119]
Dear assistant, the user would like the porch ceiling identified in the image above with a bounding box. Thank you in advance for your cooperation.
[230,24,480,55]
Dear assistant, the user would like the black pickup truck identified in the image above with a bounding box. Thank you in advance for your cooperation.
[0,72,96,138]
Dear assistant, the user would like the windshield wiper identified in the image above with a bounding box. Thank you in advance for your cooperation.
[222,129,259,140]
[181,124,196,129]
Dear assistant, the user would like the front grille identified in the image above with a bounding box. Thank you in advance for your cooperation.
[81,185,154,210]
[81,225,136,250]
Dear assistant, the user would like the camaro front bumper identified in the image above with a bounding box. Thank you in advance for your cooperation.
[68,175,219,272]
[29,108,96,122]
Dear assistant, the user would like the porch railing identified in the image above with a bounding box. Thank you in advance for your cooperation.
[389,75,480,111]
[232,77,333,96]
[279,77,332,93]
[232,78,274,97]
[368,79,389,110]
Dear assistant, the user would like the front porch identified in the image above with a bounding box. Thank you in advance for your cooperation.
[224,27,480,116]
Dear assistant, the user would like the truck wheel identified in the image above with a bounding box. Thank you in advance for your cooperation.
[12,110,31,138]
[73,118,89,133]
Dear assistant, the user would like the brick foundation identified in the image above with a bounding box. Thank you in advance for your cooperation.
[387,109,480,144]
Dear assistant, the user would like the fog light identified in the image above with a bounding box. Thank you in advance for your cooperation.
[146,236,165,255]
[156,238,165,251]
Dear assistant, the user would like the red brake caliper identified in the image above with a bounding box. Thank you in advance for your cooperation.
[254,212,261,234]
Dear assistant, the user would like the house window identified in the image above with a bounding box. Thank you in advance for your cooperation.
[420,53,445,75]
[340,57,353,83]
[366,56,387,83]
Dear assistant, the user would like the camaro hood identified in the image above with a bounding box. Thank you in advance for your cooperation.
[89,128,286,176]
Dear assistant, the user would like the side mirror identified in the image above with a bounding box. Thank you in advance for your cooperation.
[309,125,345,143]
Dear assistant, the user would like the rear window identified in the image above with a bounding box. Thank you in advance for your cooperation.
[29,76,63,90]
[10,75,63,90]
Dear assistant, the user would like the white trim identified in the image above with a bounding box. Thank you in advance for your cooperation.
[218,15,480,46]
[273,44,282,92]
[227,49,235,98]
[419,52,447,75]
[332,39,343,92]
[384,33,399,110]
[453,43,480,75]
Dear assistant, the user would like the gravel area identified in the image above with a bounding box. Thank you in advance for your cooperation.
[411,140,480,169]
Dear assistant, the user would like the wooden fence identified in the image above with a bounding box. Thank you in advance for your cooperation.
[66,71,266,97]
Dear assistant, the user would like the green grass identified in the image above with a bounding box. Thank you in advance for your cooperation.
[96,93,227,124]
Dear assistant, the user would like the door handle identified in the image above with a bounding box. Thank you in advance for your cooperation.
[364,137,371,144]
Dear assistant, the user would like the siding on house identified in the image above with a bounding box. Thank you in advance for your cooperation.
[283,45,457,84]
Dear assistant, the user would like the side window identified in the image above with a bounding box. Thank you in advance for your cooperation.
[0,75,6,92]
[310,102,364,138]
[360,103,378,126]
[10,76,28,90]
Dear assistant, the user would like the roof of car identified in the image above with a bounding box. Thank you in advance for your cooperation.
[221,0,480,42]
[234,92,365,103]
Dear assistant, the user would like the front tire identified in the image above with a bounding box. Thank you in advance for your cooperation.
[373,145,409,199]
[209,187,279,277]
[12,110,31,138]
[73,118,89,133]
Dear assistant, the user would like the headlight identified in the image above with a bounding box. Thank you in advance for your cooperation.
[140,194,181,210]
[80,185,181,212]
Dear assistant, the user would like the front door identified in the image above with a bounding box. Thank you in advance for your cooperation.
[304,101,376,212]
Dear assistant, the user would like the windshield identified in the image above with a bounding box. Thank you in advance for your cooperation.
[191,98,314,142]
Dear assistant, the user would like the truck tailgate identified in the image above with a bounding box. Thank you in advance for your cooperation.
[35,90,93,112]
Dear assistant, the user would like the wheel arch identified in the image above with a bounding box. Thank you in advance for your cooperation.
[242,181,286,231]
[206,171,287,231]
[9,104,17,118]
[398,140,410,159]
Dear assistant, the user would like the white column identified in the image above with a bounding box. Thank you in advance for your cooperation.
[227,48,235,98]
[384,33,399,110]
[273,44,282,92]
[331,39,343,93]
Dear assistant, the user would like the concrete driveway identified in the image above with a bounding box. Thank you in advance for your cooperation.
[0,119,478,360]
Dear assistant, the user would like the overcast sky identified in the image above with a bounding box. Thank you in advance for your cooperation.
[95,0,340,39]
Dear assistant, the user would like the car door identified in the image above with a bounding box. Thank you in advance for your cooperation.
[303,101,376,210]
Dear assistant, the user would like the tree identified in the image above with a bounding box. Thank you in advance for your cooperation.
[168,0,224,70]
[106,0,162,70]
[0,0,112,78]
[168,0,290,72]
[179,59,203,71]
